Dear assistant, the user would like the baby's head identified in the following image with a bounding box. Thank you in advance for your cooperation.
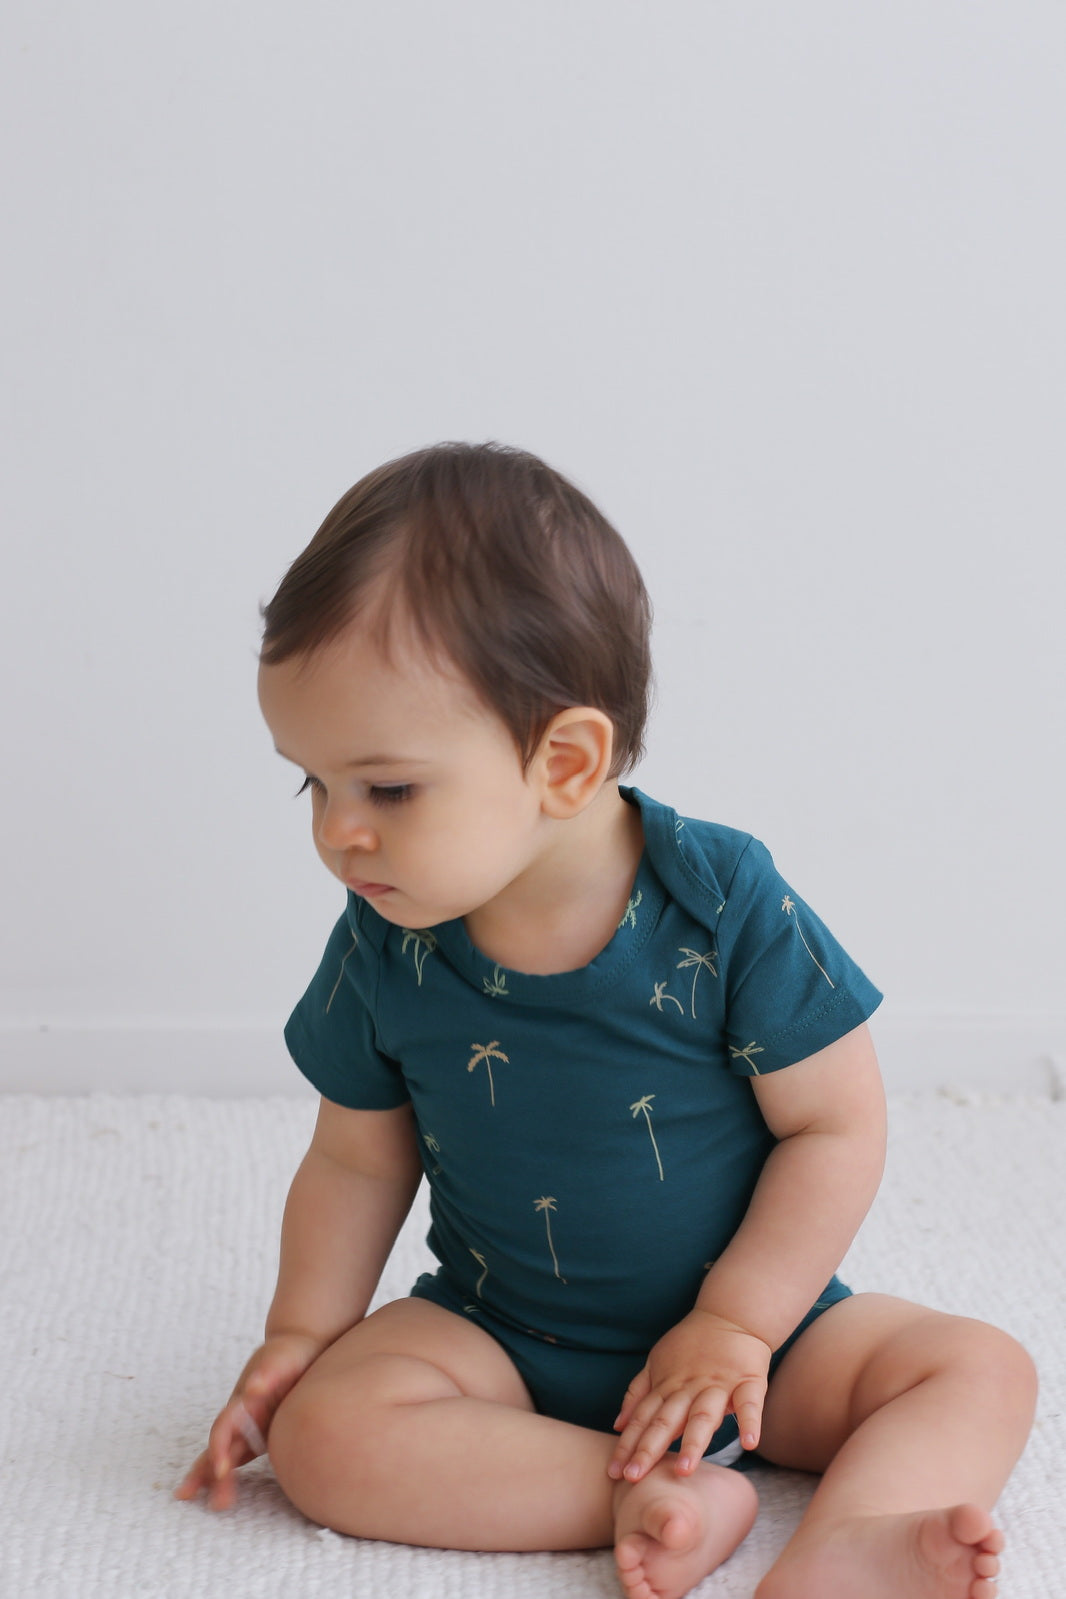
[260,442,652,778]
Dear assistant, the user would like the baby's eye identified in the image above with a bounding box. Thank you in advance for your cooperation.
[295,774,324,797]
[368,784,414,807]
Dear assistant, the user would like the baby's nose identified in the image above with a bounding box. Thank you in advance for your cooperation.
[317,800,378,854]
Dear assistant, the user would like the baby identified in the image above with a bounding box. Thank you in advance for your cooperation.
[178,443,1036,1599]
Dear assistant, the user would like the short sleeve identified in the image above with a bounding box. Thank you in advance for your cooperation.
[717,838,882,1076]
[283,910,409,1109]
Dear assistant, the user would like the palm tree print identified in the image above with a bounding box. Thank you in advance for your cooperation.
[630,1095,665,1181]
[650,980,685,1015]
[483,964,509,998]
[729,1040,765,1074]
[469,1247,489,1297]
[325,935,359,1014]
[467,1040,509,1106]
[619,889,643,931]
[401,928,437,985]
[534,1196,566,1282]
[422,1132,442,1175]
[781,896,835,988]
[676,947,718,1018]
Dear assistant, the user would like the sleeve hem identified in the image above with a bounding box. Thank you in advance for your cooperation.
[728,985,883,1076]
[283,1013,410,1110]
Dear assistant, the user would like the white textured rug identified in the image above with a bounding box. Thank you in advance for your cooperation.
[2,1092,1062,1598]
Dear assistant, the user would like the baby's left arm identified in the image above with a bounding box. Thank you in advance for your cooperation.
[610,1022,886,1481]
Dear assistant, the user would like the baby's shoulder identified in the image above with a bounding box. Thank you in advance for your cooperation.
[633,789,761,920]
[673,812,757,875]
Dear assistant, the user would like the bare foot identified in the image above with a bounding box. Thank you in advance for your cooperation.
[755,1503,1005,1599]
[612,1459,758,1599]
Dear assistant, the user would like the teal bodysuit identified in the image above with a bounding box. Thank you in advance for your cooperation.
[284,789,882,1457]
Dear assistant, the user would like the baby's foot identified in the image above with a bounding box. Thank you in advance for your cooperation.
[755,1503,1004,1599]
[612,1459,757,1599]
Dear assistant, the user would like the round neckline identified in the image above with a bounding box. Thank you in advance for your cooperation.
[425,849,665,1006]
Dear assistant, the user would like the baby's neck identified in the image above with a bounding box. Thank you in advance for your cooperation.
[463,788,644,976]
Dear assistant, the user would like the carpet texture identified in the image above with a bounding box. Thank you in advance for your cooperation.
[2,1092,1062,1598]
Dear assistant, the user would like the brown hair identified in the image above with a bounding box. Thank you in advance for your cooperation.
[260,442,653,775]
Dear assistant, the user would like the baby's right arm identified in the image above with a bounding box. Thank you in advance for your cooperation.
[175,1096,423,1509]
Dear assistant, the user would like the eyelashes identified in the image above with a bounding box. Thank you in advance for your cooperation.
[295,775,414,808]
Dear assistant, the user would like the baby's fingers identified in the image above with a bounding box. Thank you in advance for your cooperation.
[174,1447,238,1511]
[173,1450,214,1502]
[210,1397,268,1477]
[675,1387,732,1472]
[229,1399,269,1458]
[176,1401,265,1510]
[609,1389,696,1481]
[612,1366,652,1436]
[730,1376,767,1452]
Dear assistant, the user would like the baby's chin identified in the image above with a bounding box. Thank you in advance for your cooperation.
[346,886,446,930]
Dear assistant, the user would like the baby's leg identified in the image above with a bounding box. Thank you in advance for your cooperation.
[268,1297,755,1594]
[753,1293,1037,1599]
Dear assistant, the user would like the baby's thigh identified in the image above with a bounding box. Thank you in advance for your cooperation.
[292,1296,538,1413]
[758,1292,948,1471]
[267,1298,537,1531]
[758,1289,1037,1476]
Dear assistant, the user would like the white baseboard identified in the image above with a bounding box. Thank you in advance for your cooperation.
[0,1015,1063,1097]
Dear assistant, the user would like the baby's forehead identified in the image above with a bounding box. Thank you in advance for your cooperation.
[269,613,488,726]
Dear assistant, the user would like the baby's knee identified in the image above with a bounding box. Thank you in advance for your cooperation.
[267,1378,367,1521]
[267,1383,319,1508]
[946,1317,1038,1413]
[854,1305,1037,1429]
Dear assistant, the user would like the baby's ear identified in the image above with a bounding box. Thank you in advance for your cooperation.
[537,708,615,818]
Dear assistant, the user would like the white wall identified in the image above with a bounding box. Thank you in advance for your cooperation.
[3,1,1063,1094]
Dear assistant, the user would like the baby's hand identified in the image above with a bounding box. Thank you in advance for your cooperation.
[174,1331,324,1510]
[608,1309,771,1483]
